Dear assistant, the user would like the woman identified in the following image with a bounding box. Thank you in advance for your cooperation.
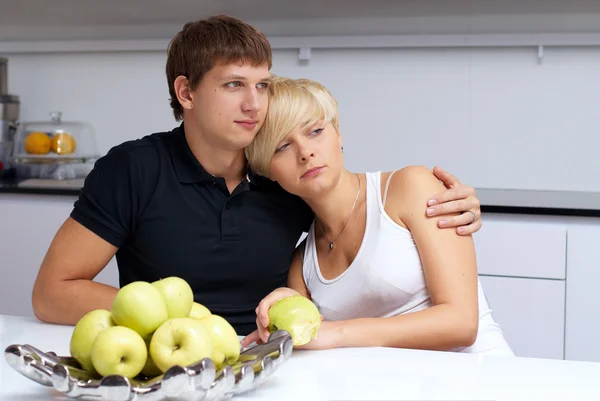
[242,76,513,355]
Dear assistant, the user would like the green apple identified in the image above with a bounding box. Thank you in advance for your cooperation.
[152,277,194,319]
[90,326,147,379]
[111,281,169,338]
[197,314,240,367]
[69,309,116,375]
[268,295,321,346]
[140,332,162,378]
[189,302,211,320]
[149,317,213,373]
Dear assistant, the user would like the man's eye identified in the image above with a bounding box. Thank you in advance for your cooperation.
[226,81,242,88]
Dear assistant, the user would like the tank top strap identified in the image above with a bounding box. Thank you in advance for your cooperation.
[382,169,401,207]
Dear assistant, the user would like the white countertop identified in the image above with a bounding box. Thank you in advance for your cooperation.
[477,188,600,212]
[2,314,600,401]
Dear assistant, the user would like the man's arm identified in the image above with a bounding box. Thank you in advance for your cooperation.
[32,141,155,325]
[32,217,119,324]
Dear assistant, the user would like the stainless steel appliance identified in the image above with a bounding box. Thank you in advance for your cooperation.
[0,57,20,177]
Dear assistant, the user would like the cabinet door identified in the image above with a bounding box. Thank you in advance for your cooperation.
[565,226,600,362]
[0,194,119,318]
[479,275,565,360]
[474,220,566,279]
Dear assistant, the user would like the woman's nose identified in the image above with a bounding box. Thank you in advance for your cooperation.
[300,150,315,161]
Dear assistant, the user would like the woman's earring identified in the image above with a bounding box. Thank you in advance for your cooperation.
[341,146,344,153]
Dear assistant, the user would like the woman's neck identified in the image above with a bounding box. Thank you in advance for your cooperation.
[305,171,363,242]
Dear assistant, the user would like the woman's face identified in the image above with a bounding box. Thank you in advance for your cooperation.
[268,120,344,199]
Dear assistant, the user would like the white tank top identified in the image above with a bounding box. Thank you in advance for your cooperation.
[302,171,514,356]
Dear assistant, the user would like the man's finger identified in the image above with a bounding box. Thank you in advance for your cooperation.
[427,183,475,207]
[432,166,460,190]
[437,211,478,228]
[427,199,469,217]
[457,219,482,235]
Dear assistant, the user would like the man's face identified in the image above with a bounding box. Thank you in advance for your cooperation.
[189,61,271,151]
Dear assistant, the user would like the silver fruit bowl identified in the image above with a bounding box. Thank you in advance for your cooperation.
[4,330,293,401]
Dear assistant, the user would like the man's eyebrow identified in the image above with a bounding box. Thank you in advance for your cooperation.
[219,74,272,82]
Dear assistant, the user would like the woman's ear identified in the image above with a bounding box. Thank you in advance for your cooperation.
[174,76,194,112]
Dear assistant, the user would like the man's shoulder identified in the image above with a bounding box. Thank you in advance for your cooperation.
[84,128,180,193]
[263,180,314,229]
[102,130,174,164]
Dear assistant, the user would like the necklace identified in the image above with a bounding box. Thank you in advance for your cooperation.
[319,173,361,250]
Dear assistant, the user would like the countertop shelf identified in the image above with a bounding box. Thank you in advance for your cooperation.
[0,178,85,196]
[1,178,599,217]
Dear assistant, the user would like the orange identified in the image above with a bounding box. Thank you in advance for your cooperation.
[24,132,51,155]
[51,133,77,155]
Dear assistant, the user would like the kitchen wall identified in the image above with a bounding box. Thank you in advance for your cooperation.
[3,4,600,193]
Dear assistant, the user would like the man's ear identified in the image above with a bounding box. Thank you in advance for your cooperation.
[174,76,194,111]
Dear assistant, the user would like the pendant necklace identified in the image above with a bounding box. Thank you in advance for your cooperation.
[319,173,361,250]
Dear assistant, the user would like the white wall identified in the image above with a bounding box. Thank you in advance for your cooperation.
[5,44,600,192]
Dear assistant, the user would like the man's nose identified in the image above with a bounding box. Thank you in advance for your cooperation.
[242,88,260,111]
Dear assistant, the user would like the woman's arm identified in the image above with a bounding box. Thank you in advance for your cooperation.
[286,245,310,298]
[305,166,479,351]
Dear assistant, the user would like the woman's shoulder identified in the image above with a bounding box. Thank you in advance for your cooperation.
[382,166,445,207]
[382,165,437,190]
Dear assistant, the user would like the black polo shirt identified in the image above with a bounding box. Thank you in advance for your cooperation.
[70,124,313,335]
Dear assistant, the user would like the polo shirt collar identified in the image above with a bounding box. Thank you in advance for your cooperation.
[169,123,272,188]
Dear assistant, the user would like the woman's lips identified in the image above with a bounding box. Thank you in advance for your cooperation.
[301,166,324,179]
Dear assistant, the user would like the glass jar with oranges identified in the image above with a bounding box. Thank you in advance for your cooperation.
[11,112,100,179]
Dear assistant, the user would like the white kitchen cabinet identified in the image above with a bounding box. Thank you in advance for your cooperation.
[564,225,600,363]
[473,220,566,279]
[479,275,565,360]
[0,193,119,318]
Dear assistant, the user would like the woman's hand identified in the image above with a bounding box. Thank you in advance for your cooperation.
[427,166,482,235]
[240,287,301,347]
[293,321,340,350]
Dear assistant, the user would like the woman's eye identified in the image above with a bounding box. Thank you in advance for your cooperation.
[310,128,324,136]
[275,143,290,153]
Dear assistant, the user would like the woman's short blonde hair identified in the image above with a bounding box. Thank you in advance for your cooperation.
[246,76,339,177]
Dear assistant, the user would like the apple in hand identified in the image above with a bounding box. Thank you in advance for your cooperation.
[69,309,115,375]
[189,302,211,320]
[197,314,240,367]
[90,326,147,379]
[111,281,169,338]
[149,317,213,373]
[268,295,321,346]
[152,277,194,319]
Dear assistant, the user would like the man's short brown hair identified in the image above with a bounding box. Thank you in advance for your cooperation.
[166,15,273,121]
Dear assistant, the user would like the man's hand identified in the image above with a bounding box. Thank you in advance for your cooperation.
[426,166,482,235]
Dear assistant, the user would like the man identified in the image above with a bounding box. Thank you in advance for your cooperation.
[31,15,482,336]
